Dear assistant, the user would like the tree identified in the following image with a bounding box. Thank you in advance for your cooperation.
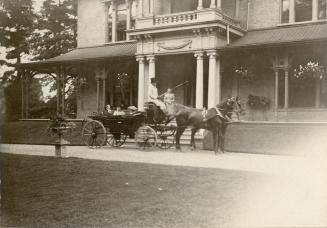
[30,0,78,117]
[0,0,37,120]
[30,0,77,60]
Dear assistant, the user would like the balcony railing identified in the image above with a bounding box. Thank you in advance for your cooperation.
[154,11,198,26]
[135,9,241,30]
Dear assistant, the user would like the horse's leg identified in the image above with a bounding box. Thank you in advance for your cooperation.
[175,127,186,151]
[190,128,198,150]
[221,125,227,153]
[212,129,218,155]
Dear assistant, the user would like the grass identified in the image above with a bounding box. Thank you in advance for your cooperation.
[0,153,268,227]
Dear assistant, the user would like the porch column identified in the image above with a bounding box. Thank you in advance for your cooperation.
[194,51,204,109]
[126,0,131,40]
[210,0,216,9]
[112,1,117,42]
[61,70,66,116]
[197,0,203,10]
[102,72,107,109]
[217,0,221,10]
[147,55,156,80]
[284,68,289,109]
[289,0,295,23]
[96,76,101,113]
[313,0,318,21]
[25,74,30,119]
[56,68,62,116]
[21,70,25,118]
[315,78,321,108]
[137,56,145,111]
[207,50,220,108]
[274,69,279,110]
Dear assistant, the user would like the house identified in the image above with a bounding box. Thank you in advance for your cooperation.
[20,0,327,121]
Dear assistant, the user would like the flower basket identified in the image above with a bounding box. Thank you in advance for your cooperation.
[293,61,326,80]
[234,66,255,82]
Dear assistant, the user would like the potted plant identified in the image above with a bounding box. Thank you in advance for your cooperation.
[48,114,76,157]
[247,94,270,120]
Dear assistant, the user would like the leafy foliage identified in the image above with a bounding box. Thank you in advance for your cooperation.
[247,94,270,110]
[30,0,77,60]
[293,61,326,80]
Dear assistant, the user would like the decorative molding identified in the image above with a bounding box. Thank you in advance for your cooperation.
[157,40,192,51]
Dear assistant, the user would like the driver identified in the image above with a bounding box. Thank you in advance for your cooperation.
[148,77,167,113]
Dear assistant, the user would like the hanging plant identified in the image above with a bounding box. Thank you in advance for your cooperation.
[234,66,255,81]
[293,61,326,80]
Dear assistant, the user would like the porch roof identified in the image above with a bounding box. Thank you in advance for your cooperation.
[19,41,137,67]
[225,22,327,49]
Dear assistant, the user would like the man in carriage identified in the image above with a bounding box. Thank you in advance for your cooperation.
[148,77,168,114]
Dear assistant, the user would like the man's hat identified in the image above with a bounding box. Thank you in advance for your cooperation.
[150,78,157,84]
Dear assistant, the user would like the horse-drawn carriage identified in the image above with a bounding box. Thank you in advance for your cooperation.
[81,102,176,149]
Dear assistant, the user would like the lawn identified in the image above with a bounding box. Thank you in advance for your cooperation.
[0,153,268,227]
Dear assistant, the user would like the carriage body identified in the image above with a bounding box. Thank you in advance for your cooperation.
[81,106,176,149]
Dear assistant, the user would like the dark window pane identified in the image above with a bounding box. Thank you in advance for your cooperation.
[318,0,327,19]
[295,0,312,22]
[281,0,290,23]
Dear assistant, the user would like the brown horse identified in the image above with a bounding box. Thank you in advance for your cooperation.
[173,97,243,154]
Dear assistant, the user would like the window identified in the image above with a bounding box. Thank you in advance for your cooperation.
[318,0,327,19]
[295,0,312,22]
[281,0,290,23]
[281,0,327,23]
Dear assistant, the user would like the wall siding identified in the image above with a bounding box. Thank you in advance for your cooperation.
[248,0,280,30]
[77,0,106,47]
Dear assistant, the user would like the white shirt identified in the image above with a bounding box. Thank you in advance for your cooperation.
[149,84,158,100]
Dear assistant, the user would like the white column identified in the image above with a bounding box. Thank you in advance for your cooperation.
[112,1,117,42]
[197,0,203,10]
[150,0,154,15]
[137,56,145,111]
[103,2,109,43]
[284,68,289,109]
[315,78,321,108]
[313,0,318,21]
[217,0,221,10]
[96,77,101,112]
[194,51,204,109]
[289,0,295,23]
[210,0,216,9]
[102,70,107,109]
[216,54,221,104]
[138,0,143,17]
[126,0,131,40]
[207,50,219,108]
[147,55,156,80]
[235,0,240,18]
[274,69,279,110]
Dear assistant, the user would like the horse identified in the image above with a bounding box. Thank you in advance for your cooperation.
[173,97,243,154]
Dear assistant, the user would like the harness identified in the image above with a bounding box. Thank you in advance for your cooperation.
[203,106,232,122]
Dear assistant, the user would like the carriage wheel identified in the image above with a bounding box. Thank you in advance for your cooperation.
[135,126,157,149]
[107,133,127,147]
[157,127,175,149]
[82,120,107,149]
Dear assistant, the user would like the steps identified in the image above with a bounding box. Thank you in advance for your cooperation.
[123,121,204,148]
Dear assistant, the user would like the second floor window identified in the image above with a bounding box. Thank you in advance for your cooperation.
[281,0,327,23]
[295,0,312,22]
[318,0,327,19]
